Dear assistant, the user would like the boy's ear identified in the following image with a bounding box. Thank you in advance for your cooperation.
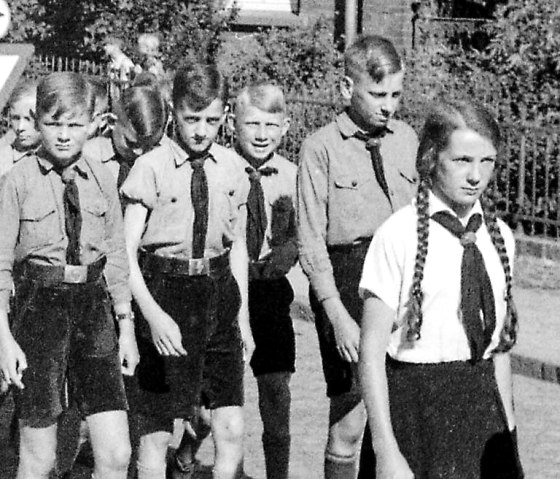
[340,76,354,104]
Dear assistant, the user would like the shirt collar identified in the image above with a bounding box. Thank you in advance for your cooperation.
[36,150,89,179]
[241,152,279,171]
[169,138,219,167]
[336,110,394,140]
[427,190,483,224]
[12,147,36,164]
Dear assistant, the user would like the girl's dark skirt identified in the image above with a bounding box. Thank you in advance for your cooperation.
[384,357,523,479]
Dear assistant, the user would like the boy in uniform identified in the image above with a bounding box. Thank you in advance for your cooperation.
[0,71,138,479]
[297,35,418,478]
[231,82,297,479]
[0,79,41,178]
[121,61,253,479]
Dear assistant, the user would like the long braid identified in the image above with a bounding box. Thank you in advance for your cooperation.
[482,192,518,351]
[407,178,430,341]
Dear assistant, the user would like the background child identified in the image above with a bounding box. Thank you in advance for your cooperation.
[297,34,418,479]
[121,61,253,479]
[358,100,523,478]
[106,83,169,190]
[0,79,41,177]
[135,33,165,80]
[0,71,138,479]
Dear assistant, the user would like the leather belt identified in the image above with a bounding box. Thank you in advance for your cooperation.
[16,257,106,286]
[139,250,230,277]
[327,236,373,254]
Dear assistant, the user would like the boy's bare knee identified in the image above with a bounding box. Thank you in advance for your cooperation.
[213,408,244,446]
[138,432,171,468]
[95,441,131,472]
[19,443,57,477]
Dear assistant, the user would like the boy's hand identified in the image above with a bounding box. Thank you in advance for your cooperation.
[147,309,187,357]
[323,298,360,363]
[0,334,27,390]
[118,319,140,376]
[239,321,255,364]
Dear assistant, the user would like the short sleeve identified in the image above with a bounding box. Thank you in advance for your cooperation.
[120,156,158,210]
[359,216,406,312]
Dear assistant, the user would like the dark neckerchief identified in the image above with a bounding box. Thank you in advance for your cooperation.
[431,210,497,362]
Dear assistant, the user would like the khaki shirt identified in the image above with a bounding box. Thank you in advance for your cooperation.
[0,143,35,178]
[0,150,131,310]
[83,135,115,167]
[120,139,249,259]
[297,111,418,302]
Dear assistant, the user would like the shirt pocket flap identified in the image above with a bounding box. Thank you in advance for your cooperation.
[398,170,417,184]
[20,205,56,222]
[83,200,108,217]
[334,177,359,190]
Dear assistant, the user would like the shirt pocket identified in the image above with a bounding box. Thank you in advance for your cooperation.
[148,192,187,243]
[19,202,58,251]
[81,199,109,250]
[213,183,240,244]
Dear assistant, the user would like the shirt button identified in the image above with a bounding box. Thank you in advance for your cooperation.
[351,180,357,187]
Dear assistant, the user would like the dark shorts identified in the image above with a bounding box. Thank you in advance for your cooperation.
[11,277,128,427]
[309,242,369,398]
[127,266,244,433]
[249,277,296,377]
[385,358,523,479]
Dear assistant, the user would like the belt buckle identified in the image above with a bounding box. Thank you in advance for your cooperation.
[188,258,209,276]
[63,265,88,283]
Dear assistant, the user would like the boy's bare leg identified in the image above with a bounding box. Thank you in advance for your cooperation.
[325,395,366,479]
[17,422,57,479]
[174,406,211,474]
[87,410,131,479]
[257,372,291,479]
[211,405,244,479]
[135,430,172,479]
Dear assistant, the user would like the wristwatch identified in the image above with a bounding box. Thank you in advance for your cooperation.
[116,311,135,322]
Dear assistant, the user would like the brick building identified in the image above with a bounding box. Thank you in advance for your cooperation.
[229,0,415,50]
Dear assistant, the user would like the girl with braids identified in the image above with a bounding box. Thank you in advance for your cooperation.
[358,100,523,478]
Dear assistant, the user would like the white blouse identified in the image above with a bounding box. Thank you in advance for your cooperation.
[359,192,515,363]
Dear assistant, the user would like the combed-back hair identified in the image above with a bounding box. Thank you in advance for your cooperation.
[8,79,38,109]
[344,34,403,83]
[36,72,95,120]
[233,82,287,116]
[409,100,518,351]
[172,61,228,112]
[114,85,168,154]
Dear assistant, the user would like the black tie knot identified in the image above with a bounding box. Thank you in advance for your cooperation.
[353,128,388,146]
[190,157,206,171]
[431,211,483,246]
[245,166,278,182]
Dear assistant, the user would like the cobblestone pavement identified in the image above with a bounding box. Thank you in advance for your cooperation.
[1,270,559,478]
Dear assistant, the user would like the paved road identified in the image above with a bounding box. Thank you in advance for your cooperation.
[1,271,559,478]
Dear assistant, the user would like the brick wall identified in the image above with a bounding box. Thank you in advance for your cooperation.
[362,0,413,51]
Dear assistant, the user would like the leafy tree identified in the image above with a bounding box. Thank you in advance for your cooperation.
[7,0,237,65]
